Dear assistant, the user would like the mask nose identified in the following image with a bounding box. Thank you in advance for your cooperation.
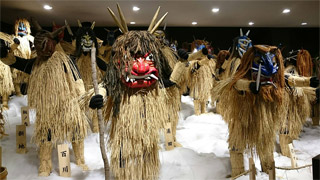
[132,57,150,74]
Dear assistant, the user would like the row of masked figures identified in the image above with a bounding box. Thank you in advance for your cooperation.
[0,4,319,179]
[174,28,320,178]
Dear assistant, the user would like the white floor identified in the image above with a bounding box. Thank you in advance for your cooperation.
[1,95,319,180]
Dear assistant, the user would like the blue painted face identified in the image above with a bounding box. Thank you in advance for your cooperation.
[18,22,27,36]
[252,51,279,77]
[237,36,252,58]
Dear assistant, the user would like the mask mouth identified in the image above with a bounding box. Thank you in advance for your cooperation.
[82,45,92,52]
[18,31,27,37]
[121,52,159,88]
[252,71,277,88]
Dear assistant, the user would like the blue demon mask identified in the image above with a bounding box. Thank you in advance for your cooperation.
[252,51,279,77]
[18,22,27,37]
[236,29,252,58]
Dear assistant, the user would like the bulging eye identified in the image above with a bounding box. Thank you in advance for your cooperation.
[146,53,153,61]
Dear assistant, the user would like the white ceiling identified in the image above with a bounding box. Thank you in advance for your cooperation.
[1,0,319,27]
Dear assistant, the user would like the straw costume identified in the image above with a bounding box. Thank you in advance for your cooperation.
[70,21,107,133]
[155,29,182,147]
[89,5,170,180]
[216,29,251,81]
[170,48,215,115]
[188,51,215,115]
[216,45,319,177]
[0,19,88,176]
[0,18,35,108]
[211,49,230,105]
[0,60,14,110]
[279,49,317,156]
[11,18,35,96]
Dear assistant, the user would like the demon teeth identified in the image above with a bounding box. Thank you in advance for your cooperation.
[126,76,130,82]
[150,74,158,80]
[130,78,135,83]
[145,77,151,80]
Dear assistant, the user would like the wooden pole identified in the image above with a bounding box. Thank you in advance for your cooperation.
[249,157,256,180]
[269,161,275,180]
[91,44,110,179]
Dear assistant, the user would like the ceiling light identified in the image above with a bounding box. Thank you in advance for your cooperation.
[133,6,140,11]
[212,8,219,13]
[282,9,290,13]
[43,5,52,10]
[248,22,254,26]
[301,22,307,26]
[130,22,136,24]
[192,22,197,25]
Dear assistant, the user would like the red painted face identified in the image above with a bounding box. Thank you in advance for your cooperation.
[121,52,159,88]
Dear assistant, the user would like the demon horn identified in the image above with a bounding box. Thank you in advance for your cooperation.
[116,3,128,33]
[77,19,82,27]
[246,30,250,36]
[107,7,126,33]
[148,6,161,32]
[150,12,168,34]
[91,21,95,30]
[240,28,243,36]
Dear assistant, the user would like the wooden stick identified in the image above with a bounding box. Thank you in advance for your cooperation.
[269,161,275,180]
[249,158,256,180]
[91,43,110,180]
[276,164,312,170]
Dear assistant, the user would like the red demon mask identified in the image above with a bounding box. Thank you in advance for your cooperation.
[121,52,159,88]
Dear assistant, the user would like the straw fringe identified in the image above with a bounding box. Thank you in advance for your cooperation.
[219,57,241,80]
[165,86,181,139]
[188,60,213,101]
[106,87,167,180]
[29,50,88,146]
[0,61,14,96]
[219,45,286,162]
[160,46,178,71]
[297,49,313,77]
[11,35,34,84]
[77,55,103,91]
[219,87,286,161]
[280,87,314,139]
[60,40,76,56]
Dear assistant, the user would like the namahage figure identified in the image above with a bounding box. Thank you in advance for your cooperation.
[216,45,319,177]
[88,4,175,180]
[0,18,88,176]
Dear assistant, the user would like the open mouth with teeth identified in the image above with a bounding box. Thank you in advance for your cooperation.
[121,52,159,88]
[252,72,277,88]
[82,44,92,52]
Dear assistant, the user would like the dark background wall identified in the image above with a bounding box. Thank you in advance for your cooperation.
[1,21,319,57]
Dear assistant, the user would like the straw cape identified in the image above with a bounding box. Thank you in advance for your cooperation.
[96,4,169,180]
[29,44,87,146]
[12,19,36,95]
[217,45,286,173]
[160,45,181,145]
[0,61,14,108]
[0,32,15,109]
